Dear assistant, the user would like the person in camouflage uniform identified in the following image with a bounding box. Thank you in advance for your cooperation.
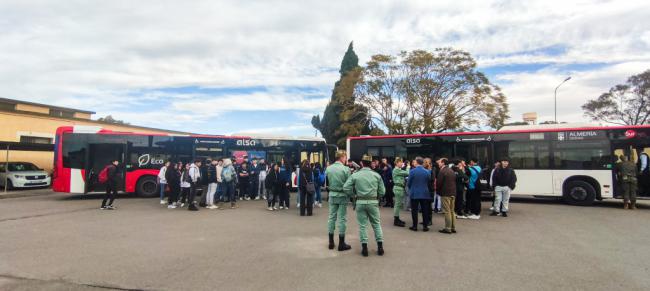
[325,150,352,251]
[392,157,409,227]
[343,154,386,257]
[617,155,638,210]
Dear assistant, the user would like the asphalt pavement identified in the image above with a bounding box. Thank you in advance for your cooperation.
[1,191,649,291]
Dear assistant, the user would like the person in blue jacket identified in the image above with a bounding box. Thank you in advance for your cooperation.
[407,157,433,232]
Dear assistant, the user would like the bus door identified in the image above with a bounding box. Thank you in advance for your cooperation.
[85,143,126,193]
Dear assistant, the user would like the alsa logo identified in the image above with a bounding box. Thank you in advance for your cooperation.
[625,130,636,139]
[138,154,164,167]
[236,139,256,146]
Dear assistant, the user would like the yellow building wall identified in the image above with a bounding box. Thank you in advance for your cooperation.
[0,111,186,172]
[73,112,92,119]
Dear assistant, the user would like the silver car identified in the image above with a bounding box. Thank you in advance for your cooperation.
[0,162,51,189]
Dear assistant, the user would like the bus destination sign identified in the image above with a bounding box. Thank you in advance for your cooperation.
[558,131,601,141]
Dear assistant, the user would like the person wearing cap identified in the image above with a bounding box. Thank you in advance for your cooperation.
[343,154,386,257]
[325,150,352,251]
[391,157,409,227]
[490,157,517,217]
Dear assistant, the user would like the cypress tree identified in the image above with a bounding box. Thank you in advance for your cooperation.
[313,42,371,148]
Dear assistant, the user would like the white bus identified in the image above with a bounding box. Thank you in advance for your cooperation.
[347,124,650,205]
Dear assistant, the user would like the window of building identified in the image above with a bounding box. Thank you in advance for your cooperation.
[0,102,16,111]
[20,136,53,144]
[49,109,75,118]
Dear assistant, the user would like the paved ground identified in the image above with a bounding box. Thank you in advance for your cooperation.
[1,191,649,291]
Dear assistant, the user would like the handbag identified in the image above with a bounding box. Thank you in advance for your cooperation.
[302,172,316,194]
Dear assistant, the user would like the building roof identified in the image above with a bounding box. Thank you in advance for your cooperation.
[0,97,95,114]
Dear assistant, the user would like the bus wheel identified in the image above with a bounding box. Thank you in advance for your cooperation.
[136,176,158,197]
[563,180,596,206]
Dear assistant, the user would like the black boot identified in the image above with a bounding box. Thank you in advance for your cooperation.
[377,242,384,256]
[393,216,405,227]
[328,233,335,250]
[338,235,351,251]
[361,243,368,257]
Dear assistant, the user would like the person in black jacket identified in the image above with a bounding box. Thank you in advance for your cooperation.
[299,160,314,216]
[265,163,281,210]
[165,162,181,208]
[490,158,517,217]
[101,159,120,210]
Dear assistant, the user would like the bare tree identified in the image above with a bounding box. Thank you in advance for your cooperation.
[583,69,650,125]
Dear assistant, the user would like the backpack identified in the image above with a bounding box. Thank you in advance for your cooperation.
[318,170,326,185]
[182,171,192,184]
[222,166,235,183]
[98,165,110,184]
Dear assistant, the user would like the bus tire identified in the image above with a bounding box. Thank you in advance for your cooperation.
[136,176,158,198]
[563,180,596,206]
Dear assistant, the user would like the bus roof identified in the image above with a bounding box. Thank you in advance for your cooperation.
[348,124,650,140]
[59,126,326,142]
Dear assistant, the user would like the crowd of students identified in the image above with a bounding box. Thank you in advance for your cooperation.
[154,156,327,214]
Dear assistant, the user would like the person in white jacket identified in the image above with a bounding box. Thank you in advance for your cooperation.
[157,161,170,205]
[187,160,202,211]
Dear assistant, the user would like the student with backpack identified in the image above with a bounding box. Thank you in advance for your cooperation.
[221,158,238,209]
[465,158,482,219]
[179,163,192,207]
[100,159,120,210]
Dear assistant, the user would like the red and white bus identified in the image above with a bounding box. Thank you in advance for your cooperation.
[347,124,650,205]
[52,126,328,196]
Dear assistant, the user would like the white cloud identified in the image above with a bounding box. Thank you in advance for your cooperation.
[0,0,649,133]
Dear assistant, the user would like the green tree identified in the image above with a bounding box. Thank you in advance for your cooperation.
[354,48,509,134]
[582,69,650,125]
[313,42,372,148]
[97,115,129,125]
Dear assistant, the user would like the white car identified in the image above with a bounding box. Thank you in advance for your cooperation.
[0,162,51,189]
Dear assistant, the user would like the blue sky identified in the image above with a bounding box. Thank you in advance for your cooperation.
[1,0,649,136]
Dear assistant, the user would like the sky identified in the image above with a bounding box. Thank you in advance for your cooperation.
[1,0,649,136]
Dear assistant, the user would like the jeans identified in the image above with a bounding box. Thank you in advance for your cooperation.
[410,199,431,228]
[159,182,166,200]
[267,187,278,207]
[188,183,198,207]
[493,186,511,213]
[180,187,190,203]
[102,186,117,207]
[433,193,442,211]
[258,175,266,198]
[455,190,466,215]
[207,183,218,205]
[216,182,223,202]
[238,179,249,199]
[280,186,290,208]
[314,186,322,204]
[223,182,236,203]
[249,176,259,199]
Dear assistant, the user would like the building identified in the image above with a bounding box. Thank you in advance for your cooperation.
[0,97,190,172]
[523,112,538,125]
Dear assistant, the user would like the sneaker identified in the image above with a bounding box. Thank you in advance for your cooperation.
[456,214,468,219]
[167,205,176,209]
[489,211,499,216]
[255,197,260,200]
[106,205,116,210]
[239,197,243,201]
[297,203,300,208]
[468,214,480,220]
[273,206,278,210]
[267,207,273,211]
[489,206,494,211]
[180,203,185,208]
[263,196,267,200]
[245,197,251,201]
[160,200,166,205]
[279,206,285,209]
[100,206,107,210]
[318,203,322,208]
[502,212,508,217]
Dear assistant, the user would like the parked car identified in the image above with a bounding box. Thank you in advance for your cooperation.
[0,162,51,189]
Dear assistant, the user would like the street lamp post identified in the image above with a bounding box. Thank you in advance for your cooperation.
[554,76,572,123]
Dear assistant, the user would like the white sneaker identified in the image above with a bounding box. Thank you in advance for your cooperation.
[267,207,273,211]
[167,205,175,209]
[263,196,267,200]
[489,206,494,211]
[273,206,278,210]
[468,214,480,220]
[245,197,251,201]
[279,206,284,209]
[255,197,260,200]
[456,214,468,219]
[239,197,243,201]
[180,203,185,207]
[160,200,166,204]
[317,203,322,208]
[297,203,301,208]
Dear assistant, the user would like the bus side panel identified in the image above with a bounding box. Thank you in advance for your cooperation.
[511,170,554,196]
[70,168,85,194]
[52,167,70,193]
[552,170,613,198]
[125,169,160,193]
